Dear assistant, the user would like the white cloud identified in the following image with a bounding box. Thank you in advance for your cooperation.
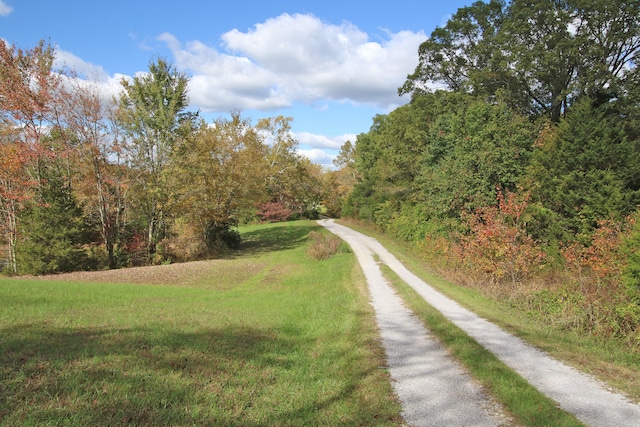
[54,47,125,100]
[160,13,424,113]
[0,1,13,17]
[298,148,336,168]
[295,131,356,150]
[294,131,357,168]
[54,49,110,81]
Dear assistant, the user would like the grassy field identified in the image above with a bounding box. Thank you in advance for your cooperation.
[0,221,402,426]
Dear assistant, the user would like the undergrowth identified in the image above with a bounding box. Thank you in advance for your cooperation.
[306,230,350,260]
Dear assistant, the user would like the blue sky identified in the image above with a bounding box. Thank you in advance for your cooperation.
[0,0,471,167]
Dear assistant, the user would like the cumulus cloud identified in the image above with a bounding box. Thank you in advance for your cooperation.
[54,49,110,81]
[295,131,356,150]
[159,33,289,111]
[298,148,337,168]
[0,1,13,17]
[54,47,126,100]
[294,131,357,168]
[160,13,425,113]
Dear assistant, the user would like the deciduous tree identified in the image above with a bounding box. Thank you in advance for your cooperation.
[169,112,266,256]
[0,40,61,273]
[117,57,196,259]
[401,0,640,122]
[62,77,128,268]
[259,116,322,217]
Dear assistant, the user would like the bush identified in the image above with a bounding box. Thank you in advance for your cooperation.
[622,210,640,303]
[257,201,293,223]
[457,189,546,286]
[16,183,91,275]
[205,220,241,250]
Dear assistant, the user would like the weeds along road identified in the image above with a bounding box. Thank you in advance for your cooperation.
[319,219,640,427]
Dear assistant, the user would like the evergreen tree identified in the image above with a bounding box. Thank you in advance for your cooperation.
[527,98,640,240]
[16,170,89,275]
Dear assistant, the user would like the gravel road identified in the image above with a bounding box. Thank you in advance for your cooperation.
[319,219,640,427]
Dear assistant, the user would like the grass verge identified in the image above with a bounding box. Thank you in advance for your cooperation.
[0,220,402,426]
[380,264,584,426]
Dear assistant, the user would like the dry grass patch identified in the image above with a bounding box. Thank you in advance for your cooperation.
[18,259,267,290]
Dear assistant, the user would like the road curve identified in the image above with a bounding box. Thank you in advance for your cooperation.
[319,219,640,427]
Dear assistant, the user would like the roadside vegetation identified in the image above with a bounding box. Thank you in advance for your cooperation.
[342,0,640,353]
[0,221,402,426]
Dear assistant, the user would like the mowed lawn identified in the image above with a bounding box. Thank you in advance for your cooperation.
[0,221,402,426]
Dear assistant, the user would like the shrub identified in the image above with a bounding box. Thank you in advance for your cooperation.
[622,210,640,303]
[205,220,241,250]
[458,188,546,286]
[256,201,293,223]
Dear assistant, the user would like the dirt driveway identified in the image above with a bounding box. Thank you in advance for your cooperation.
[319,219,640,427]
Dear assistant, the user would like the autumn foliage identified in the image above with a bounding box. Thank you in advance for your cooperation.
[256,201,293,223]
[0,41,325,275]
[457,188,546,286]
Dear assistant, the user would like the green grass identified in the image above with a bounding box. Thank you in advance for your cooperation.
[0,220,402,426]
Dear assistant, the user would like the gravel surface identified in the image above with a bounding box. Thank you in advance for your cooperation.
[320,219,508,426]
[319,219,640,427]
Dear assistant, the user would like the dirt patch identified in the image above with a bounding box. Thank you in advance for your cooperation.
[19,259,267,289]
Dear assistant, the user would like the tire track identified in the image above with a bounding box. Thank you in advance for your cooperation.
[319,219,640,427]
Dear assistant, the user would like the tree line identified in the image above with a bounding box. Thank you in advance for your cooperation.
[341,0,640,348]
[3,0,639,348]
[0,41,337,275]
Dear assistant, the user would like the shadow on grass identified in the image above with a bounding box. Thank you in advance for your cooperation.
[236,222,319,257]
[0,320,391,426]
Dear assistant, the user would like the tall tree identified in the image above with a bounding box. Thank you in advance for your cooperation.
[117,57,196,259]
[16,157,89,275]
[414,95,535,222]
[400,0,506,95]
[326,140,359,217]
[401,0,640,122]
[0,127,33,274]
[0,40,61,273]
[171,112,267,252]
[526,98,640,239]
[62,77,128,268]
[259,116,320,216]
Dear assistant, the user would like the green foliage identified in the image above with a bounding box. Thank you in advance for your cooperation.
[117,57,196,258]
[527,98,639,239]
[172,113,267,241]
[402,0,640,122]
[205,220,241,251]
[622,210,640,302]
[417,97,536,220]
[346,0,640,348]
[349,92,537,243]
[16,176,90,275]
[261,116,324,217]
